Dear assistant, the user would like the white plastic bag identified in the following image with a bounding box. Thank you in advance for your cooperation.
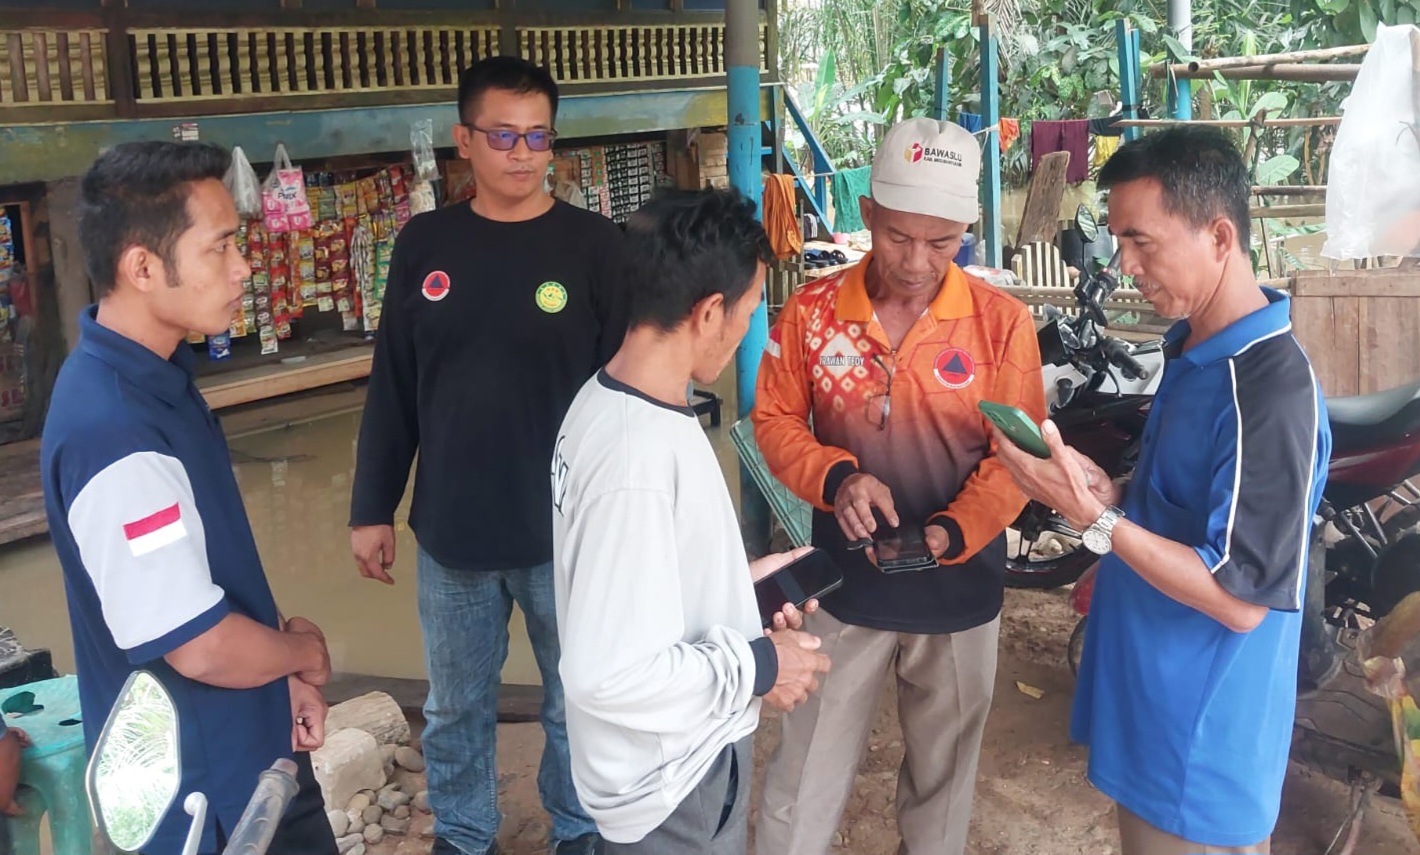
[411,119,438,183]
[224,146,262,218]
[1323,24,1420,260]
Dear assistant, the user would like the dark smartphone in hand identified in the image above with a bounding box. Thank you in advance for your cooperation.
[872,525,937,574]
[755,549,844,628]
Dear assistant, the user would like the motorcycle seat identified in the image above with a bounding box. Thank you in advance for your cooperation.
[1327,378,1420,451]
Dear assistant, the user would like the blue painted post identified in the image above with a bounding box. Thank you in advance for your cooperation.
[931,47,952,122]
[727,0,770,546]
[1116,20,1143,142]
[1167,0,1194,120]
[979,17,1003,268]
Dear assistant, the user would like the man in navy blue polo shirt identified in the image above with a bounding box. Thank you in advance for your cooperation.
[41,141,338,855]
[994,126,1329,854]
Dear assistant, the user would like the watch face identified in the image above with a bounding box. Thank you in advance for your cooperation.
[1083,527,1111,555]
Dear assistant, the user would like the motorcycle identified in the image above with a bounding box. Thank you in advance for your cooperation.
[86,670,300,855]
[1004,206,1163,590]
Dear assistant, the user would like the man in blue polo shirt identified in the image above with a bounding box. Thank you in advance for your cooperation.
[994,126,1329,854]
[41,141,338,855]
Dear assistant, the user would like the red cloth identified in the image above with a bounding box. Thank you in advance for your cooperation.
[1031,120,1090,183]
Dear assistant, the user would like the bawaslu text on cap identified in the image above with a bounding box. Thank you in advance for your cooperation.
[870,118,983,225]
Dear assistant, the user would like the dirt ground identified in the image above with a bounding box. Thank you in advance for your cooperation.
[381,588,1418,855]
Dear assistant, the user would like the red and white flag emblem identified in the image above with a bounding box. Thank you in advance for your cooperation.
[123,503,188,557]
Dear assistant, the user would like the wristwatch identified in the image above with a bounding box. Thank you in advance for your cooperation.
[1081,506,1125,555]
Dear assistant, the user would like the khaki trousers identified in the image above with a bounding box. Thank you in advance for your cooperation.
[754,609,999,855]
[1118,805,1271,855]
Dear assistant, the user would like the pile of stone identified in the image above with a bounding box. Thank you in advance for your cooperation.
[310,691,430,854]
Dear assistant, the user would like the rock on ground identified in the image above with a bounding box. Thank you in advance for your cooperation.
[313,729,387,813]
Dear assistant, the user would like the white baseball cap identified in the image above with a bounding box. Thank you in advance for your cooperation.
[870,118,982,224]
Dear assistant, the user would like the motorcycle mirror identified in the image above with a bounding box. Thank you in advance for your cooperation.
[86,671,181,853]
[1074,204,1099,243]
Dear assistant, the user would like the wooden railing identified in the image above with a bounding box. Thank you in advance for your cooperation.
[127,25,499,103]
[0,10,773,123]
[519,23,768,84]
[0,26,110,109]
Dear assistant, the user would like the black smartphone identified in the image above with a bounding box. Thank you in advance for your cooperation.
[872,525,938,574]
[755,549,844,628]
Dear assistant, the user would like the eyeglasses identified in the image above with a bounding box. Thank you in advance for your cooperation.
[865,353,895,431]
[462,124,558,152]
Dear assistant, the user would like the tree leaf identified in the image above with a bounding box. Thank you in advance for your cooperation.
[1248,90,1290,119]
[1358,2,1379,41]
[1256,154,1300,185]
[1162,34,1195,63]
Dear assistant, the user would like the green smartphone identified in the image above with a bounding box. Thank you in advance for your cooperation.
[978,400,1051,459]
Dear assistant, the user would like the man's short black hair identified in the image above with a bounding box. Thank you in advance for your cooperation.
[624,188,775,333]
[1098,125,1252,252]
[78,140,231,299]
[457,56,559,125]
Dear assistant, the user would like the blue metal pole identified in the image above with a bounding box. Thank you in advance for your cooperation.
[1116,20,1143,142]
[979,19,1003,267]
[727,5,764,420]
[931,47,952,122]
[1167,0,1194,120]
[727,0,771,548]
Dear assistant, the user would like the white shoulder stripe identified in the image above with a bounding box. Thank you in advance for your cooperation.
[1289,364,1322,611]
[1210,359,1244,574]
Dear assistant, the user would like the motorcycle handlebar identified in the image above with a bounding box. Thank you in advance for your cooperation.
[222,759,301,855]
[1100,337,1149,381]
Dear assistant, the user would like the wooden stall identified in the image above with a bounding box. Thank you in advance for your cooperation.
[1291,268,1420,397]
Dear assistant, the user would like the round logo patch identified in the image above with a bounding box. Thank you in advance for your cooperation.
[535,281,568,314]
[422,271,451,302]
[934,347,976,389]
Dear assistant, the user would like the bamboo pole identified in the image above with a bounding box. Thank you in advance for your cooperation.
[1182,44,1369,73]
[1117,117,1342,128]
[1250,203,1325,219]
[1252,185,1327,196]
[1149,63,1359,81]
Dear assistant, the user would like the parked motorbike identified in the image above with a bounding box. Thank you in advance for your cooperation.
[86,670,301,855]
[1005,207,1162,589]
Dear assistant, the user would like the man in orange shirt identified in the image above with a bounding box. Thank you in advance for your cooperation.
[752,118,1045,855]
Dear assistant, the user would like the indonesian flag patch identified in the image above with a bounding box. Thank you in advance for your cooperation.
[123,503,188,557]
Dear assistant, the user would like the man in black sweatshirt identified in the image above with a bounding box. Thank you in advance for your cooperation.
[349,57,627,855]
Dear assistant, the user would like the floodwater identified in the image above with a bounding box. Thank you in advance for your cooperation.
[0,376,743,687]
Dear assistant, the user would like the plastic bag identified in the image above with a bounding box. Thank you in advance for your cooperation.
[261,143,312,234]
[225,146,262,218]
[411,119,438,183]
[1322,24,1420,261]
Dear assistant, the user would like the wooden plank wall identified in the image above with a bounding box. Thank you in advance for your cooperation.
[1291,269,1420,397]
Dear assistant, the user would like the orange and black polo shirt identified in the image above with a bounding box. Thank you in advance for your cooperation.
[752,254,1046,633]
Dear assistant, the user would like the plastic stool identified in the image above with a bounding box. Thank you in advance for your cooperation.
[3,676,89,855]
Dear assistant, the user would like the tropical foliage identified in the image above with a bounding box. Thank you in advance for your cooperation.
[780,0,1381,186]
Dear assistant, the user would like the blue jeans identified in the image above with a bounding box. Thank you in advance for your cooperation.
[416,547,596,854]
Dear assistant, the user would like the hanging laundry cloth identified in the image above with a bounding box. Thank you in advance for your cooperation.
[999,118,1021,153]
[956,111,984,133]
[1032,120,1091,183]
[762,173,803,260]
[1092,135,1121,171]
[830,165,872,233]
[1089,115,1126,137]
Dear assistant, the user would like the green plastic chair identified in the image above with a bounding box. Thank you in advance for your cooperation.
[729,419,813,549]
[5,675,90,855]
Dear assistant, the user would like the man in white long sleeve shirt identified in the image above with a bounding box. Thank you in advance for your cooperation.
[551,188,832,855]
